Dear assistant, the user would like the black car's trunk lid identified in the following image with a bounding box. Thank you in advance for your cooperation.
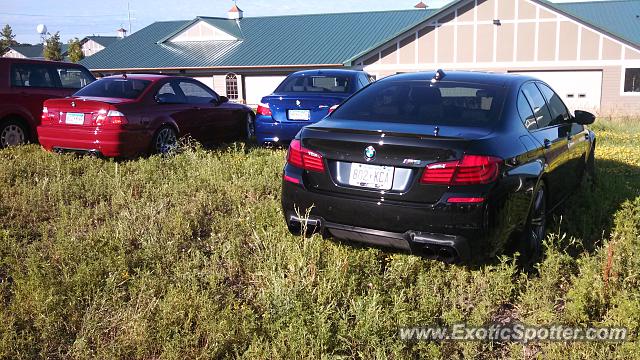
[300,120,488,203]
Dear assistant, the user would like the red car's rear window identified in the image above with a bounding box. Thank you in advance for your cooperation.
[74,78,151,99]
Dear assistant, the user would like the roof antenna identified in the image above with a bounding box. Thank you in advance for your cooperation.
[431,69,446,83]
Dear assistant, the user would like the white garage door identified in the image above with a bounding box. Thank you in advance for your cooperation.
[511,71,602,113]
[245,76,286,105]
[192,76,214,90]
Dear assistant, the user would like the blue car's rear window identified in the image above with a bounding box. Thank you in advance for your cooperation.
[276,75,354,94]
[330,80,506,127]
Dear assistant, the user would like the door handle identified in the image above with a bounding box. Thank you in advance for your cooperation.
[543,139,552,149]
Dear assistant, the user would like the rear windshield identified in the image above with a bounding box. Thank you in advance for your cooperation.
[74,78,151,99]
[330,80,506,127]
[276,75,353,93]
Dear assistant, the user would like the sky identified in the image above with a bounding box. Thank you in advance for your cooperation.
[1,0,615,44]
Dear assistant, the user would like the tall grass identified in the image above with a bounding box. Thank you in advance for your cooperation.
[0,122,639,358]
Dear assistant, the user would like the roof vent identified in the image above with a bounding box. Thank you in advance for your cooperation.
[228,4,243,20]
[414,1,428,9]
[116,27,127,38]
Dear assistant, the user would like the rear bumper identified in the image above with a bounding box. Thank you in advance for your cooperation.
[255,115,311,144]
[37,125,151,158]
[287,214,471,263]
[282,180,492,262]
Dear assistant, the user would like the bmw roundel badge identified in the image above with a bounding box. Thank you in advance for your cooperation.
[364,146,376,161]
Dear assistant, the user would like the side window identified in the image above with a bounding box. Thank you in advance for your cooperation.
[521,83,553,129]
[156,82,186,103]
[357,74,368,88]
[517,91,538,130]
[56,67,94,89]
[536,82,570,126]
[178,81,217,104]
[11,64,56,88]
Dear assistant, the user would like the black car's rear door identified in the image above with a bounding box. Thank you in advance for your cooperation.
[520,82,571,206]
[537,82,590,186]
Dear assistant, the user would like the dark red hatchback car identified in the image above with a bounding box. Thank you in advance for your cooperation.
[38,74,255,157]
[0,58,95,147]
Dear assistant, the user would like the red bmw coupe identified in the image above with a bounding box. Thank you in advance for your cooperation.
[38,74,254,157]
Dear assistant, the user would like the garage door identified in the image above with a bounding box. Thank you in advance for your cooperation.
[510,71,602,113]
[192,76,214,90]
[245,76,286,105]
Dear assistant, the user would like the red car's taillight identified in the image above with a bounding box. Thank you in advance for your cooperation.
[41,106,60,124]
[420,155,501,185]
[91,109,128,126]
[287,139,325,172]
[257,103,272,116]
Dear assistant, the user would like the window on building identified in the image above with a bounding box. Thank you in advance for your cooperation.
[624,68,640,93]
[225,73,239,100]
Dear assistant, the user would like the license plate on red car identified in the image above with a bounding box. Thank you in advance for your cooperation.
[65,112,85,125]
[349,163,394,190]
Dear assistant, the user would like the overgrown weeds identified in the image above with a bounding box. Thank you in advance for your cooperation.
[0,123,639,358]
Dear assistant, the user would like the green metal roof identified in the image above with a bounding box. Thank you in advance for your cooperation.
[547,0,640,48]
[80,9,435,70]
[85,36,120,48]
[8,45,45,58]
[8,44,70,59]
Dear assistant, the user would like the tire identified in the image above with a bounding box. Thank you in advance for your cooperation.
[518,183,547,267]
[0,119,28,148]
[584,146,596,190]
[245,113,255,141]
[151,126,178,155]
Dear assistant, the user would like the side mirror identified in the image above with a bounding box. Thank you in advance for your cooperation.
[218,96,229,104]
[574,110,596,125]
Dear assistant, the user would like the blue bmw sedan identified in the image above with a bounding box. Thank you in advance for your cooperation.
[255,69,373,145]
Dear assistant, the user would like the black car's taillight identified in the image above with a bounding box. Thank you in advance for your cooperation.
[287,139,325,172]
[420,155,501,185]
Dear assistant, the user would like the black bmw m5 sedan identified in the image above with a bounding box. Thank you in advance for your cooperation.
[281,70,596,264]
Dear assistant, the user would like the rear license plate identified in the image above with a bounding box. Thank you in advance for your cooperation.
[349,163,394,190]
[288,109,311,121]
[65,112,85,125]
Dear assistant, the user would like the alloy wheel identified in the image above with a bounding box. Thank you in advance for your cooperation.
[155,127,177,154]
[246,113,255,139]
[0,124,26,147]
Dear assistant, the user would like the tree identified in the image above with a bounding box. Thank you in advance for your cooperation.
[0,24,17,55]
[43,32,63,61]
[67,38,84,63]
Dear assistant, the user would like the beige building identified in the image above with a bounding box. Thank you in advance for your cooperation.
[81,36,120,57]
[351,0,640,115]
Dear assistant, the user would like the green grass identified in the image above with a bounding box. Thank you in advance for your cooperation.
[1,121,639,359]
